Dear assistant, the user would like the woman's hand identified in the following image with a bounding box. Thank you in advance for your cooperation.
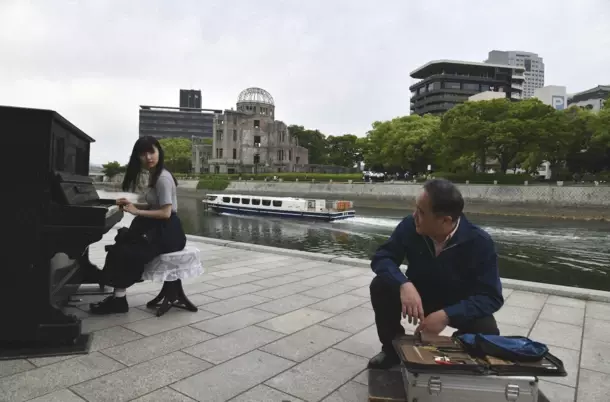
[116,198,131,206]
[123,203,139,216]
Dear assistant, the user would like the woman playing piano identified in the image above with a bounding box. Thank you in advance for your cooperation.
[89,136,186,314]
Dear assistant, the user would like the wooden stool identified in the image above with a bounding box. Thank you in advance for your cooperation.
[141,246,204,317]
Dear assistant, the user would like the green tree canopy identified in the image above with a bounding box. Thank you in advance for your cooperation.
[101,161,125,179]
[326,134,364,167]
[159,137,192,173]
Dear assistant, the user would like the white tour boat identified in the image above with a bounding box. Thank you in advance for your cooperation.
[202,194,356,221]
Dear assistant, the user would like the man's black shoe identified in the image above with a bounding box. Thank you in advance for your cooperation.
[367,350,401,369]
[90,295,129,315]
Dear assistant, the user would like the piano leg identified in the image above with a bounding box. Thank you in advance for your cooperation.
[67,248,112,303]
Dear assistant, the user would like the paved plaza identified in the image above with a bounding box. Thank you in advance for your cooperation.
[1,228,609,401]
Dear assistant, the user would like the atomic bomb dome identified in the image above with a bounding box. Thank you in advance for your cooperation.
[236,87,275,106]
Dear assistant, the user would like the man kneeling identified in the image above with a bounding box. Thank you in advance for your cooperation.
[368,179,504,369]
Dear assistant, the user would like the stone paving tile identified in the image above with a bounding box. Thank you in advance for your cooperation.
[336,275,373,288]
[101,326,215,366]
[204,283,267,299]
[497,322,531,337]
[542,346,580,387]
[309,294,368,314]
[130,387,197,401]
[204,274,261,288]
[183,326,284,364]
[321,381,369,402]
[299,274,344,287]
[191,307,277,336]
[505,290,548,309]
[185,293,220,306]
[230,384,305,402]
[27,355,78,368]
[256,293,320,315]
[546,295,586,309]
[581,338,610,374]
[250,274,304,288]
[494,305,540,328]
[200,294,270,315]
[124,309,218,336]
[502,288,514,299]
[538,303,585,326]
[252,282,315,299]
[321,307,375,334]
[182,282,221,294]
[0,352,124,402]
[261,325,351,362]
[171,350,295,402]
[257,307,334,335]
[81,307,154,333]
[584,316,610,343]
[290,267,337,279]
[586,301,610,320]
[301,283,358,299]
[88,325,145,352]
[577,369,610,402]
[266,348,368,402]
[529,320,582,351]
[539,380,576,402]
[347,286,370,299]
[27,389,86,402]
[0,359,34,378]
[334,325,380,359]
[210,267,262,278]
[71,351,210,402]
[352,370,368,385]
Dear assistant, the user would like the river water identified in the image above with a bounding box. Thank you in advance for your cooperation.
[99,191,610,291]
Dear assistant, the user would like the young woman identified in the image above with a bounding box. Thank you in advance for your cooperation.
[90,136,186,315]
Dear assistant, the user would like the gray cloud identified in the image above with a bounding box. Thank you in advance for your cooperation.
[0,0,607,164]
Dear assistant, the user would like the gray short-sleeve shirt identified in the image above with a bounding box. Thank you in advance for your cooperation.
[144,169,178,212]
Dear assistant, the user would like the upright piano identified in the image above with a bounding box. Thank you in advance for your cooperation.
[1,105,123,359]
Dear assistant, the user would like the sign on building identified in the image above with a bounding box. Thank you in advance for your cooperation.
[552,95,566,110]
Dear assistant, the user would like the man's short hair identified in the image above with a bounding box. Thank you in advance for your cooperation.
[423,179,464,221]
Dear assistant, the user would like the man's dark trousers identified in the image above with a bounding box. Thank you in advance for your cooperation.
[370,275,499,353]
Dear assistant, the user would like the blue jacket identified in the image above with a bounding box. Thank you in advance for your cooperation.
[371,214,504,326]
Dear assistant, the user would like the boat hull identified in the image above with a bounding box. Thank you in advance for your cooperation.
[207,204,355,221]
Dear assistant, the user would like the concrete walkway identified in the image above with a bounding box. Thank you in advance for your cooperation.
[1,233,609,401]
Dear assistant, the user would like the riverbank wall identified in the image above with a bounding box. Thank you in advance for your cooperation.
[95,180,610,220]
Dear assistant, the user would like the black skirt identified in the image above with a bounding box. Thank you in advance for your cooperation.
[100,212,186,289]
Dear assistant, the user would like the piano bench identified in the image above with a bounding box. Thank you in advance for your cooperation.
[141,247,204,317]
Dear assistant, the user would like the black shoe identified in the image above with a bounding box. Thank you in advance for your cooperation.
[89,296,129,315]
[367,350,401,369]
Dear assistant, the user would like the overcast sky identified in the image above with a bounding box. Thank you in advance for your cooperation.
[1,0,608,164]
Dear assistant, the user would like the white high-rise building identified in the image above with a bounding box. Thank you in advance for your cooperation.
[485,51,545,99]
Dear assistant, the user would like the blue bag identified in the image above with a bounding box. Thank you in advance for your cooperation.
[458,334,549,362]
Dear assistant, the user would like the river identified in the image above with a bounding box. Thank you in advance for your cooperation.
[99,191,610,291]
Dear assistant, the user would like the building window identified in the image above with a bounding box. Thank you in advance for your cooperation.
[463,83,479,91]
[427,82,440,91]
[419,87,427,94]
[232,148,237,159]
[254,120,260,129]
[253,154,260,164]
[233,129,237,141]
[254,135,261,147]
[289,150,292,161]
[233,115,237,124]
[216,148,223,158]
[444,82,460,89]
[481,85,490,91]
[216,130,223,141]
[277,150,284,161]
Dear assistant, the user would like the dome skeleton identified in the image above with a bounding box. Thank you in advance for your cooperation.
[237,87,275,106]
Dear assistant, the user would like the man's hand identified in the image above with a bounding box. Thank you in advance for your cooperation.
[400,282,424,325]
[415,310,449,335]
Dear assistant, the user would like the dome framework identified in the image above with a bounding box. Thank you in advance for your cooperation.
[237,87,275,106]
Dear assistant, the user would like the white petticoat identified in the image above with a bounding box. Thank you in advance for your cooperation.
[142,246,204,283]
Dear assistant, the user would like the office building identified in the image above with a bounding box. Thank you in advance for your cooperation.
[206,87,309,174]
[485,51,544,99]
[138,105,221,140]
[409,60,525,115]
[180,89,202,109]
[568,85,610,111]
[533,86,568,110]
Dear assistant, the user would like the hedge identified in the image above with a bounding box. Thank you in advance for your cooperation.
[196,178,230,190]
[178,172,362,182]
[430,172,533,184]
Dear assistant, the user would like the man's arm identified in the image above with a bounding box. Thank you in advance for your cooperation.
[370,217,410,285]
[443,235,504,326]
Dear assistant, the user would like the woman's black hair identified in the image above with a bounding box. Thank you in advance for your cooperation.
[122,136,178,192]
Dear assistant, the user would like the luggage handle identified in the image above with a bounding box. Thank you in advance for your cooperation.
[428,376,442,395]
[505,383,520,401]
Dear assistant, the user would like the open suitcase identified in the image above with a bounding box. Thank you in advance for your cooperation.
[392,333,566,402]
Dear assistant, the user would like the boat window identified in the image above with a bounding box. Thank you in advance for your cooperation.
[207,196,217,201]
[262,199,271,206]
[251,199,261,205]
[231,198,240,204]
[222,197,230,203]
[272,200,282,207]
[241,198,250,205]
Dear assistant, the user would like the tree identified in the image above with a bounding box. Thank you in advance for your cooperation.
[326,134,363,167]
[159,138,192,173]
[288,125,328,165]
[101,161,124,179]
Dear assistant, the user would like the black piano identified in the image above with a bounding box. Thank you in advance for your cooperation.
[1,105,123,359]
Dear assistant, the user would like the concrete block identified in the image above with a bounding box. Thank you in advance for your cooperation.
[337,275,374,288]
[299,274,343,287]
[301,283,358,299]
[329,256,370,268]
[200,293,269,315]
[203,274,260,289]
[586,301,610,320]
[497,323,530,337]
[231,385,304,402]
[27,389,86,402]
[539,304,585,326]
[252,282,314,299]
[539,381,575,402]
[261,325,351,362]
[322,381,369,402]
[546,295,586,309]
[328,267,370,278]
[584,317,610,343]
[0,360,34,378]
[290,267,337,278]
[265,348,368,402]
[494,305,540,328]
[191,307,276,336]
[500,278,610,303]
[102,326,215,366]
[529,320,582,351]
[505,290,548,309]
[257,307,334,334]
[210,266,261,278]
[348,286,371,298]
[250,274,303,288]
[256,294,322,315]
[124,309,217,336]
[71,351,210,402]
[581,338,610,374]
[321,307,375,334]
[203,283,266,299]
[171,350,295,402]
[88,325,144,351]
[541,346,580,388]
[334,325,380,359]
[0,352,123,402]
[577,369,610,402]
[309,294,369,314]
[352,370,369,386]
[129,387,198,402]
[82,307,153,333]
[183,326,284,364]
